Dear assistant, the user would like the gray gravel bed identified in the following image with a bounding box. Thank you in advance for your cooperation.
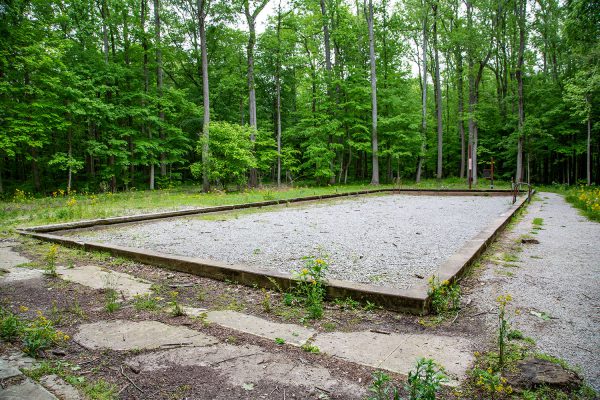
[469,192,600,391]
[70,194,513,289]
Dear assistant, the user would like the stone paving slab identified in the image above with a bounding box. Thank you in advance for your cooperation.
[0,359,23,379]
[312,330,473,382]
[74,320,218,351]
[40,375,82,400]
[0,242,43,283]
[0,379,57,400]
[180,306,209,317]
[205,310,316,346]
[57,265,153,299]
[126,343,365,397]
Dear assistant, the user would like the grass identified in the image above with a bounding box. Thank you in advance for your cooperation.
[0,179,514,237]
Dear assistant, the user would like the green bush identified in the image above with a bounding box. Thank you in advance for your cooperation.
[191,122,256,187]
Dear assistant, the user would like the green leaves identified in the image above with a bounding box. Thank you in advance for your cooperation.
[192,121,257,187]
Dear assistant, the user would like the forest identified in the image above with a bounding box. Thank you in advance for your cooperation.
[0,0,598,194]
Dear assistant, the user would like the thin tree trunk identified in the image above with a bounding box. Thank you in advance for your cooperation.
[275,1,282,187]
[100,0,115,192]
[515,0,525,182]
[141,0,153,190]
[433,1,443,180]
[67,128,72,193]
[320,0,336,184]
[457,50,465,179]
[198,0,210,192]
[154,0,166,178]
[366,0,379,184]
[244,0,268,187]
[587,115,592,186]
[32,148,41,192]
[416,10,428,183]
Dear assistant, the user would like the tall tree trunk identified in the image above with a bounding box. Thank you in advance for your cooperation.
[365,0,379,184]
[67,128,72,193]
[154,0,166,178]
[320,0,336,184]
[416,10,428,183]
[141,0,153,190]
[198,0,210,192]
[432,1,443,180]
[31,148,41,192]
[515,0,525,182]
[244,0,268,187]
[275,1,282,187]
[100,0,115,192]
[588,114,592,186]
[457,49,465,179]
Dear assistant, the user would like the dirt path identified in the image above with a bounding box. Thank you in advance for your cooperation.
[469,192,600,390]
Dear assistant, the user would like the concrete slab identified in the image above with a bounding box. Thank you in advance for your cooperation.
[126,343,365,397]
[40,375,82,400]
[0,243,43,283]
[0,359,22,379]
[205,310,316,346]
[313,331,399,367]
[0,379,57,400]
[380,333,474,382]
[181,306,208,317]
[312,331,473,382]
[4,352,37,370]
[57,265,152,299]
[74,320,218,351]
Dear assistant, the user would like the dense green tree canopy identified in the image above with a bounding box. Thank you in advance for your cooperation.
[0,0,598,194]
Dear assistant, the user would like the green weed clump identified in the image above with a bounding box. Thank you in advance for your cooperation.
[22,312,70,356]
[102,274,120,313]
[368,358,447,400]
[496,294,512,370]
[44,245,59,277]
[169,291,186,316]
[1,307,69,357]
[427,276,460,315]
[293,256,329,319]
[133,294,160,311]
[406,358,448,400]
[0,308,23,341]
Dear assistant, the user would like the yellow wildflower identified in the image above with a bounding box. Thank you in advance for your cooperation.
[19,305,29,312]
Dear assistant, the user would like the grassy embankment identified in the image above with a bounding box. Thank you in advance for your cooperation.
[0,178,512,237]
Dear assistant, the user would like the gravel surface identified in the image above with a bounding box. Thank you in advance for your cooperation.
[470,192,600,391]
[71,194,513,289]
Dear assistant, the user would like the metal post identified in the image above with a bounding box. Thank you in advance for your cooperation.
[468,144,472,190]
[511,177,516,204]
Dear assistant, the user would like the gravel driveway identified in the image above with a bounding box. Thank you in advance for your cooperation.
[470,192,600,390]
[70,194,512,289]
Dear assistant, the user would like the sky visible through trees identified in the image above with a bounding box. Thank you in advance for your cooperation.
[0,0,598,194]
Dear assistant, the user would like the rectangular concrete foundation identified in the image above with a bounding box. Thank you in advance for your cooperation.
[17,188,531,314]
